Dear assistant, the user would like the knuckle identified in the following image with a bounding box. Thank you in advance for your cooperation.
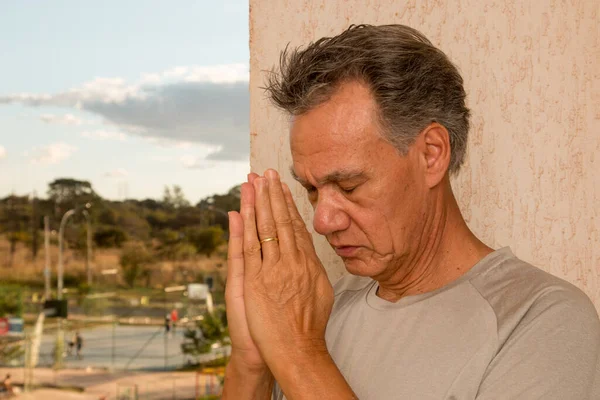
[274,216,293,227]
[244,242,262,255]
[227,253,244,262]
[257,221,275,234]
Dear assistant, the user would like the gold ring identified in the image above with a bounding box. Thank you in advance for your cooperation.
[259,237,279,245]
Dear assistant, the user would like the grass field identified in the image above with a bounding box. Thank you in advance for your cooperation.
[0,236,227,291]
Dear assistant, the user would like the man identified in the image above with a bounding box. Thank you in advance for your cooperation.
[1,374,13,396]
[222,24,600,399]
[75,331,83,360]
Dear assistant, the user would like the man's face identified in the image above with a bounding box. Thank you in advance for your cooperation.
[290,81,430,280]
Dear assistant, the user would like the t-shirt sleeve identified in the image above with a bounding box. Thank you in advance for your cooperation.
[272,381,284,400]
[476,286,600,400]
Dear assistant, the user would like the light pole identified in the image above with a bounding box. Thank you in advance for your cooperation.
[44,216,51,300]
[101,268,119,372]
[57,203,91,298]
[57,209,76,300]
[55,203,91,369]
[82,209,93,285]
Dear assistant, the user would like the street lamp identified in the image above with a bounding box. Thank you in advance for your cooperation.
[82,209,93,285]
[57,203,92,299]
[101,268,119,372]
[57,209,76,300]
[55,202,91,369]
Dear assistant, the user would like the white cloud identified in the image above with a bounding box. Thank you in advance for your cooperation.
[82,130,127,141]
[40,113,83,125]
[28,143,77,164]
[0,64,250,162]
[180,155,215,170]
[0,145,6,159]
[140,64,248,85]
[144,137,193,149]
[104,168,128,178]
[150,155,173,162]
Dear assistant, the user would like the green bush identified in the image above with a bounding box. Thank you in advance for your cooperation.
[185,226,225,257]
[0,285,23,317]
[120,242,154,287]
[94,226,127,248]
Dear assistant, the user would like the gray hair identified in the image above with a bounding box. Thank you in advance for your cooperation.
[264,24,470,174]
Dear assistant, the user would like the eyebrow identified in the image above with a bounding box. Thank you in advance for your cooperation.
[289,166,366,187]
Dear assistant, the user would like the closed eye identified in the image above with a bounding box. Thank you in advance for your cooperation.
[305,185,317,195]
[340,185,357,195]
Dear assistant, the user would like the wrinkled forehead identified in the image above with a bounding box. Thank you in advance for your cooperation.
[290,87,380,151]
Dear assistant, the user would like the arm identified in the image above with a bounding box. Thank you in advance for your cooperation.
[222,353,275,400]
[269,346,357,400]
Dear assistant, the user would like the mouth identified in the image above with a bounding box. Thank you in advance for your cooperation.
[333,245,360,258]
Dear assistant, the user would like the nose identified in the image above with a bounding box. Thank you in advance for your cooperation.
[312,191,351,236]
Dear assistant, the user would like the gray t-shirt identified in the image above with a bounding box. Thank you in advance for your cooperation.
[273,247,600,399]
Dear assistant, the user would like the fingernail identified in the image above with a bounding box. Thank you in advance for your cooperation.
[265,169,278,179]
[254,177,266,188]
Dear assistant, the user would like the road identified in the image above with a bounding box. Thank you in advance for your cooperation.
[37,324,227,371]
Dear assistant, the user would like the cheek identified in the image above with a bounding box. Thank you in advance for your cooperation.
[350,206,397,252]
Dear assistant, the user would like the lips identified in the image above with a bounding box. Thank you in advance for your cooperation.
[332,245,360,257]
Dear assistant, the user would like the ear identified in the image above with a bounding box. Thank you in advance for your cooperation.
[419,122,451,188]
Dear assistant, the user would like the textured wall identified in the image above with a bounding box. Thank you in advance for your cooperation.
[249,0,600,310]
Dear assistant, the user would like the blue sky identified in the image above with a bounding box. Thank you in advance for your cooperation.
[0,0,250,203]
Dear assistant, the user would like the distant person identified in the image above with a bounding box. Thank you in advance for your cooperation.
[164,314,171,334]
[75,331,83,359]
[170,309,179,334]
[1,374,13,396]
[67,332,76,356]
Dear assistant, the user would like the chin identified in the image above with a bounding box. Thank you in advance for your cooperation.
[342,257,379,277]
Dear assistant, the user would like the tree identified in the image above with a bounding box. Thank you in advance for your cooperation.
[185,226,225,257]
[163,186,173,209]
[197,185,240,213]
[163,185,190,209]
[0,195,30,266]
[47,178,96,211]
[172,185,190,209]
[120,242,153,287]
[93,226,127,248]
[197,185,240,231]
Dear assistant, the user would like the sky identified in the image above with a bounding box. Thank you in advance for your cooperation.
[0,0,250,203]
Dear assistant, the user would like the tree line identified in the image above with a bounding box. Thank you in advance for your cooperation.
[0,178,240,286]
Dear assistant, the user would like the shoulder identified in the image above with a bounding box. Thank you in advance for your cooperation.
[473,250,600,398]
[470,249,600,346]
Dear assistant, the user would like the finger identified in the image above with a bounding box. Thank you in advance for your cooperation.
[253,177,280,263]
[248,172,259,184]
[265,169,297,255]
[240,182,263,276]
[226,211,245,301]
[225,211,254,345]
[282,183,314,248]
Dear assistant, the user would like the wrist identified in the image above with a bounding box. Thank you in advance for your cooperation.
[228,351,271,376]
[223,354,274,400]
[270,347,355,400]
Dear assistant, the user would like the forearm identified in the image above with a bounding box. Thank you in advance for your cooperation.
[222,355,275,400]
[270,347,357,400]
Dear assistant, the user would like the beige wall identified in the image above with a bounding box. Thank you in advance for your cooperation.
[249,0,600,310]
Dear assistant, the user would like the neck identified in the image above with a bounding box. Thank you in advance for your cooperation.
[376,180,493,302]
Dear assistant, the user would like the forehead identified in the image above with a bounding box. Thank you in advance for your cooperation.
[290,82,385,177]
